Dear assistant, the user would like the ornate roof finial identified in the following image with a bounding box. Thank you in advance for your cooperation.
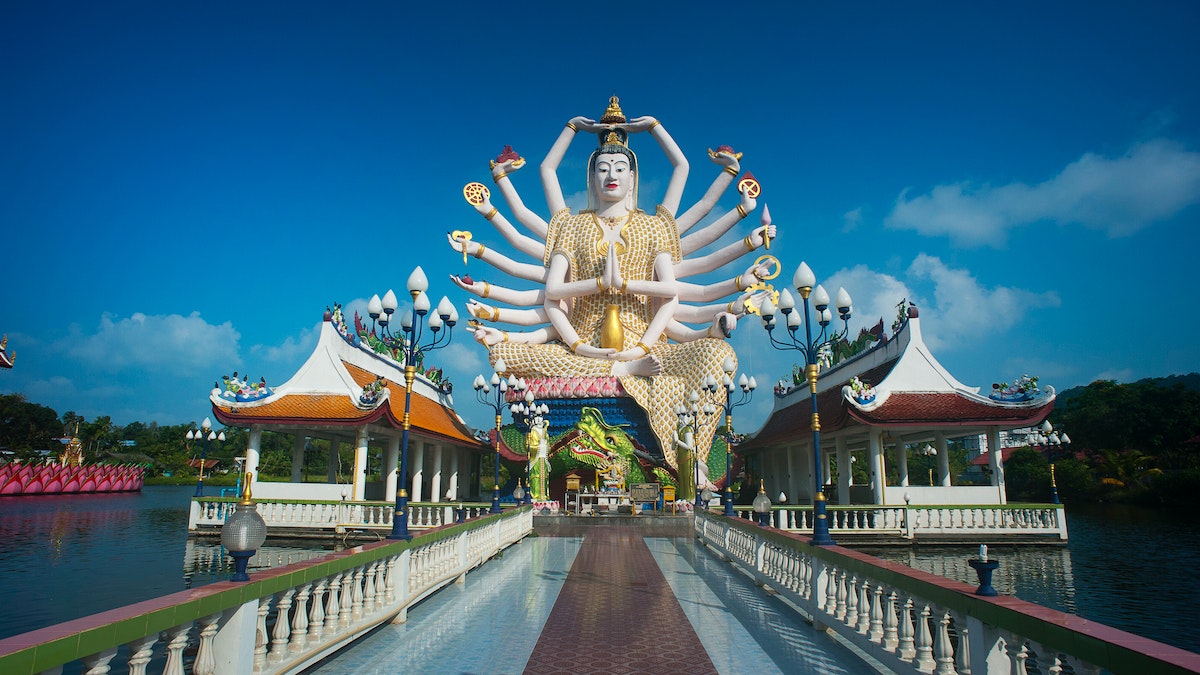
[600,95,626,124]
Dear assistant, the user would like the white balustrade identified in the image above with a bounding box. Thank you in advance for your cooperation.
[693,511,1195,675]
[6,508,533,675]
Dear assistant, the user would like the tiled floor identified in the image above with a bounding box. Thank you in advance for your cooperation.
[305,531,883,675]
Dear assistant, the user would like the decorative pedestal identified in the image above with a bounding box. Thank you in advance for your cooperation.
[968,558,999,596]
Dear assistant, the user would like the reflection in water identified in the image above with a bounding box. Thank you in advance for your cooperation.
[182,539,339,588]
[857,545,1079,613]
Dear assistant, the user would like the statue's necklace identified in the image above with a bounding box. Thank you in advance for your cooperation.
[592,211,630,257]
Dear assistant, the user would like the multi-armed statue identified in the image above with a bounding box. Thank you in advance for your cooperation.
[449,96,777,494]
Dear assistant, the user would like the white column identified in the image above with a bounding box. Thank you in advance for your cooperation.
[430,444,444,503]
[987,426,1006,504]
[327,439,339,483]
[836,435,851,506]
[935,432,951,487]
[384,436,400,503]
[897,435,910,487]
[448,448,460,500]
[410,441,424,502]
[246,425,262,488]
[868,430,885,505]
[353,427,369,501]
[291,435,305,483]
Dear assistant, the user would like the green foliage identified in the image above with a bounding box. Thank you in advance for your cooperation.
[0,394,59,458]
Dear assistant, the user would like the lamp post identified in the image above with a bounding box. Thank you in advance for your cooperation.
[510,386,547,505]
[675,390,713,510]
[187,417,225,498]
[703,357,756,518]
[368,267,458,541]
[758,261,853,546]
[474,359,516,514]
[1028,420,1070,461]
[752,479,772,526]
[922,443,937,486]
[220,471,267,581]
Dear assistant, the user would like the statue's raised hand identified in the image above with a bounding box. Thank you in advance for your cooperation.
[467,324,505,347]
[625,116,659,133]
[466,299,497,322]
[570,116,601,134]
[605,245,624,291]
[446,231,483,258]
[707,145,742,171]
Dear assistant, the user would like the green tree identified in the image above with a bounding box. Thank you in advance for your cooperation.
[0,394,60,459]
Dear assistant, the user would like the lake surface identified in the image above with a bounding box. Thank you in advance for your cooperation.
[0,487,1197,655]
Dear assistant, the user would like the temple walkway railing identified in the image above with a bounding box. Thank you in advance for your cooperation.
[188,498,496,535]
[695,510,1199,675]
[727,503,1068,541]
[0,507,533,675]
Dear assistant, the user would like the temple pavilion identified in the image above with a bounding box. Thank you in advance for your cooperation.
[738,305,1056,507]
[211,306,487,503]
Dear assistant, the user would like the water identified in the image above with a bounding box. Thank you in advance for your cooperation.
[1,489,1197,656]
[0,485,335,640]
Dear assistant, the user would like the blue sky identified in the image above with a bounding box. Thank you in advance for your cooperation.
[2,2,1199,435]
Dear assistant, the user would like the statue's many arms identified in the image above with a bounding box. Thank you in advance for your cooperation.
[450,96,776,484]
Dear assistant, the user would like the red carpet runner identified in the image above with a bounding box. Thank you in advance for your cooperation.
[523,529,718,675]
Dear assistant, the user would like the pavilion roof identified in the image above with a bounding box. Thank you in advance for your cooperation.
[741,309,1055,451]
[211,319,483,448]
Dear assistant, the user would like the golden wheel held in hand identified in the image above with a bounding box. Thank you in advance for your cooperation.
[462,182,490,206]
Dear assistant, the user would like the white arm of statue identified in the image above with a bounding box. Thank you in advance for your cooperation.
[450,275,544,306]
[666,311,739,342]
[607,248,677,299]
[674,219,776,279]
[490,159,549,240]
[609,254,678,361]
[543,257,616,359]
[544,251,612,301]
[541,116,597,214]
[676,259,774,303]
[674,298,750,322]
[469,323,556,347]
[466,300,548,327]
[472,193,545,260]
[447,233,548,283]
[676,149,741,234]
[680,190,757,256]
[628,116,689,217]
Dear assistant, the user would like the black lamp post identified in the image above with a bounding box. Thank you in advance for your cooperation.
[703,357,756,518]
[368,267,458,541]
[474,359,516,514]
[187,417,225,498]
[759,261,853,546]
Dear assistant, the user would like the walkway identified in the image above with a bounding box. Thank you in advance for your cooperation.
[305,528,883,675]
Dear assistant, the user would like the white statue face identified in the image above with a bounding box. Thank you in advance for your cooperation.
[593,152,633,203]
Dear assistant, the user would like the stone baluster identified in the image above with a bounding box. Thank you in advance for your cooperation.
[1003,635,1028,674]
[897,596,915,660]
[193,613,221,675]
[825,565,839,618]
[869,585,885,642]
[308,580,328,643]
[81,647,118,675]
[268,589,294,663]
[835,571,849,622]
[162,622,192,675]
[324,573,342,637]
[254,596,270,671]
[339,569,355,628]
[914,602,935,670]
[351,565,366,620]
[290,583,311,653]
[855,580,871,634]
[363,560,379,614]
[934,608,957,674]
[125,635,159,675]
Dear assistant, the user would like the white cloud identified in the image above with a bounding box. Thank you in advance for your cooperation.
[904,254,1060,351]
[250,323,321,365]
[842,207,863,234]
[885,139,1200,247]
[64,312,241,375]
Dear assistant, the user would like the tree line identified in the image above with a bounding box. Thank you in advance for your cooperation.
[1004,375,1200,507]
